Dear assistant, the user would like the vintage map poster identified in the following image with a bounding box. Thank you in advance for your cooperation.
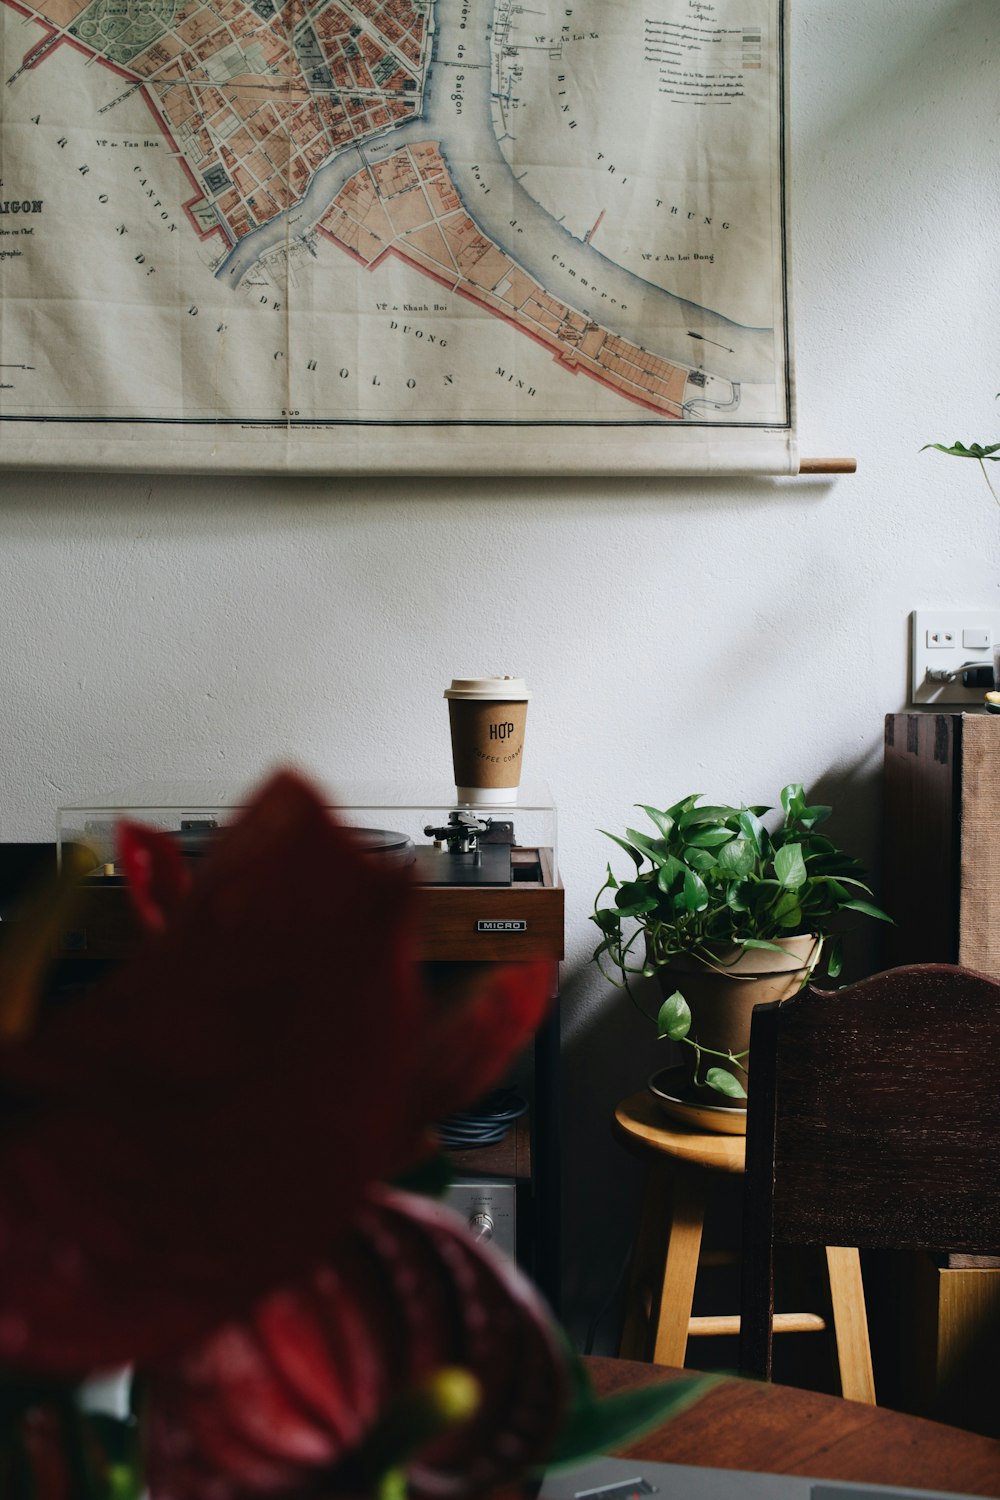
[0,0,793,474]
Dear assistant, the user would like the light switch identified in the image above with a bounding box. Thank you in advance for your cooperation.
[911,611,1000,704]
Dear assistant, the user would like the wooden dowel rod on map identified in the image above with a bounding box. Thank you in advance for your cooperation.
[798,458,857,474]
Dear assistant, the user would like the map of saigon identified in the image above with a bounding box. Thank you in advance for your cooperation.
[0,0,793,473]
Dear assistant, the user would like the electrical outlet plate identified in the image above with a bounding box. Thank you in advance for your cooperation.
[910,610,1000,705]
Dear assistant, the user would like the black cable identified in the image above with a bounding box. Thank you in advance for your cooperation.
[438,1088,528,1150]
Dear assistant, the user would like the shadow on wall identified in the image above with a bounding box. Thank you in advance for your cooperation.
[558,958,657,1356]
[807,750,892,981]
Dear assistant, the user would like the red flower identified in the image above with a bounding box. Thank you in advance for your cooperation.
[145,1185,569,1500]
[0,771,554,1376]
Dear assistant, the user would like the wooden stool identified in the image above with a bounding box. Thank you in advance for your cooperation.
[614,1090,875,1402]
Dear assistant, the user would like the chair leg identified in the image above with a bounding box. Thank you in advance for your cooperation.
[652,1168,706,1367]
[825,1245,876,1404]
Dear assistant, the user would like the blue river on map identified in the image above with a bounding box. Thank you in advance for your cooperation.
[215,0,775,382]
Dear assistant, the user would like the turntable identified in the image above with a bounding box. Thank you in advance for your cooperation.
[56,782,563,965]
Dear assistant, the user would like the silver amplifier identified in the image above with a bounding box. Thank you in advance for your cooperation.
[443,1179,517,1260]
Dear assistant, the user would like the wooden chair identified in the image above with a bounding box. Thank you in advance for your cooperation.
[739,962,1000,1408]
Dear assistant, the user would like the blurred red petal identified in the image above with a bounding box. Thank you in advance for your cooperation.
[350,1191,467,1380]
[409,962,554,1132]
[0,772,559,1383]
[252,1286,371,1450]
[118,822,192,934]
[145,1186,569,1500]
[181,1322,337,1465]
[0,771,425,1371]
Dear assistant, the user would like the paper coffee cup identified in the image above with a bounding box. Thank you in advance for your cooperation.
[444,677,531,804]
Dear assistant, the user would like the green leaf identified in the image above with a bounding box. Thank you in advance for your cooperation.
[543,1371,717,1470]
[591,907,622,933]
[615,881,659,917]
[679,804,737,828]
[685,825,735,849]
[600,830,643,868]
[604,862,620,891]
[740,937,788,952]
[684,846,718,872]
[625,828,672,864]
[737,807,764,854]
[842,898,894,923]
[657,989,692,1040]
[716,836,755,877]
[656,855,686,893]
[636,804,675,840]
[774,843,807,890]
[803,833,836,855]
[683,867,709,911]
[704,1067,747,1099]
[780,783,804,818]
[726,881,749,912]
[665,793,702,820]
[799,803,832,829]
[923,440,1000,460]
[772,890,802,927]
[825,934,843,978]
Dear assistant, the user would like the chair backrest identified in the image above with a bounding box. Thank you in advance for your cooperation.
[739,963,1000,1380]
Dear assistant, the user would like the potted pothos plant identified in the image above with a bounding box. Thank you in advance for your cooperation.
[591,783,891,1110]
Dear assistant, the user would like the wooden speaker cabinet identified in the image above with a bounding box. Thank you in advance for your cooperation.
[883,712,1000,1431]
[883,712,1000,977]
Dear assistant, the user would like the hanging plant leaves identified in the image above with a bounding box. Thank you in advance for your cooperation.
[774,843,806,890]
[599,832,644,868]
[685,826,735,849]
[683,868,709,912]
[704,1067,747,1099]
[614,881,659,917]
[736,808,764,854]
[841,898,894,922]
[656,990,692,1041]
[717,837,754,877]
[635,805,675,840]
[656,856,686,894]
[625,829,672,865]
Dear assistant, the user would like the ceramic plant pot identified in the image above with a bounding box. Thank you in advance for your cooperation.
[656,933,819,1110]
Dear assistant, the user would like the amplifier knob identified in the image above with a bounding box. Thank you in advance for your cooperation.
[468,1212,494,1242]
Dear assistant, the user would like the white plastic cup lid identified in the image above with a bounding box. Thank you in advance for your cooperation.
[444,676,531,700]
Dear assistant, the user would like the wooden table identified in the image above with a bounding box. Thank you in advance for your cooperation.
[584,1357,1000,1496]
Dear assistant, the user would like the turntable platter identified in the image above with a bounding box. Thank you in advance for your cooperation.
[351,828,415,864]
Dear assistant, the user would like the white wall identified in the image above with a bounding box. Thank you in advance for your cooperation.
[2,0,998,1348]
